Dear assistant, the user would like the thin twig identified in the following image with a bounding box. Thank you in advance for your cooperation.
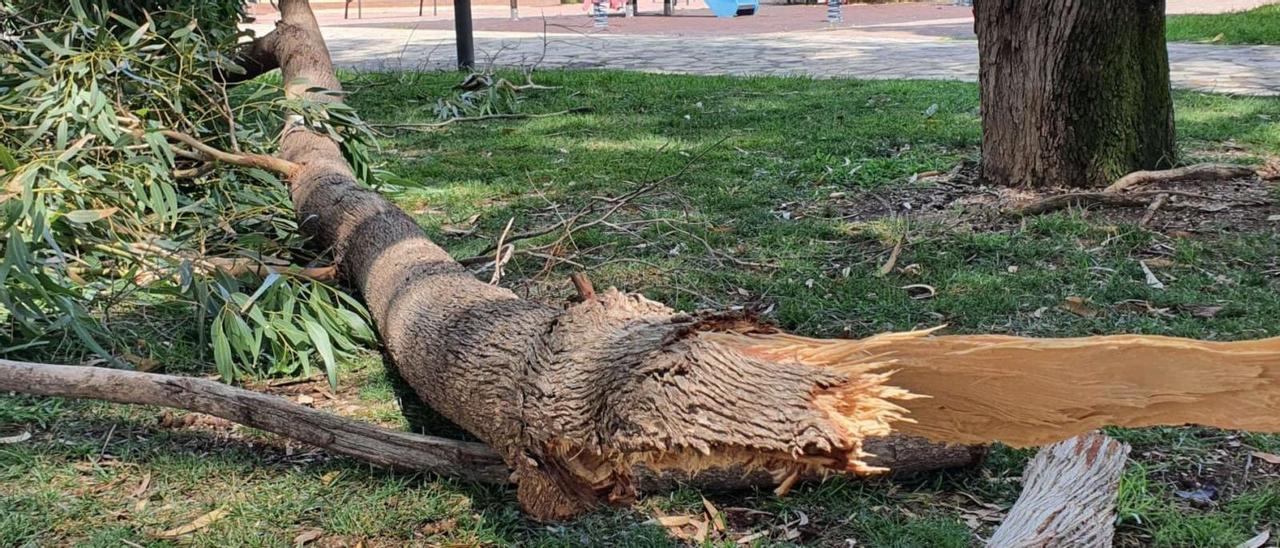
[373,107,590,131]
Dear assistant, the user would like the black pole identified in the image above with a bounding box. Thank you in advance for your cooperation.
[454,0,475,70]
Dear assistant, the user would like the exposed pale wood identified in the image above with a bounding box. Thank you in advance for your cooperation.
[988,433,1130,547]
[1105,163,1258,193]
[0,359,510,483]
[736,330,1280,447]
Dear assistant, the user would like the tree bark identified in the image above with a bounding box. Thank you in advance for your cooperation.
[975,0,1176,188]
[988,433,1129,547]
[0,359,510,483]
[12,0,1280,525]
[267,0,991,521]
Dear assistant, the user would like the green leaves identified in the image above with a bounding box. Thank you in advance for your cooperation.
[303,318,338,392]
[0,2,377,388]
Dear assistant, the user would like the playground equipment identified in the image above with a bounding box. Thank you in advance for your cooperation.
[704,0,759,17]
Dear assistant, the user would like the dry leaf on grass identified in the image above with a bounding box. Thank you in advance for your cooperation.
[320,471,340,486]
[1236,529,1270,548]
[1061,296,1100,318]
[153,508,229,538]
[131,472,151,498]
[1251,451,1280,465]
[293,528,324,546]
[703,497,726,532]
[901,284,936,300]
[0,431,31,444]
[123,352,161,372]
[1189,305,1225,319]
[440,213,481,236]
[1139,260,1166,290]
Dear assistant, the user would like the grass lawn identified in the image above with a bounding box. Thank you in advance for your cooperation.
[4,69,1280,546]
[1167,4,1280,44]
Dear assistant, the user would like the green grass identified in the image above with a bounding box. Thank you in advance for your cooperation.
[4,70,1280,546]
[1167,4,1280,45]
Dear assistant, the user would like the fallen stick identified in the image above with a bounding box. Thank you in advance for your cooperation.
[0,358,510,483]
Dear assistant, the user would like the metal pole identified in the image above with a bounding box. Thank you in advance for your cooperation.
[454,0,475,70]
[510,0,519,20]
[420,0,425,16]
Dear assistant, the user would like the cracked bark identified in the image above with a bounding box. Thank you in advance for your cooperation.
[975,0,1176,188]
[6,0,1280,525]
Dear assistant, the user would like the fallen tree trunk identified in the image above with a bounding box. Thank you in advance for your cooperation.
[268,0,1280,520]
[7,0,1280,524]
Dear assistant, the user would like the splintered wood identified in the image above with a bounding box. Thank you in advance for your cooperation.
[988,433,1130,547]
[719,329,1280,447]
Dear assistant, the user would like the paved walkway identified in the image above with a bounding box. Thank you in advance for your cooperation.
[248,1,1280,96]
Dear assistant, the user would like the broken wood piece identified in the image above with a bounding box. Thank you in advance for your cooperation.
[569,271,596,301]
[988,432,1129,547]
[1140,192,1169,227]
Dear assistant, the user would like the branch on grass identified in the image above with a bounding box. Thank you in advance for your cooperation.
[372,107,591,132]
[0,358,511,484]
[988,432,1129,547]
[128,243,336,283]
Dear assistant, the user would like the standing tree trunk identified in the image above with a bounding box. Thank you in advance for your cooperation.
[975,0,1176,188]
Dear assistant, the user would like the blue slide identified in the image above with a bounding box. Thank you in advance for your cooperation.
[704,0,758,18]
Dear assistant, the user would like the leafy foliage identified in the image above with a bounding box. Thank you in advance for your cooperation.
[0,0,378,387]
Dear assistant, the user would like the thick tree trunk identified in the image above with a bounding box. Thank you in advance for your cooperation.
[13,0,1280,526]
[270,0,980,520]
[975,0,1176,188]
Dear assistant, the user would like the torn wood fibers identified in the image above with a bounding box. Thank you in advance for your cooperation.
[10,0,1279,524]
[217,0,1280,521]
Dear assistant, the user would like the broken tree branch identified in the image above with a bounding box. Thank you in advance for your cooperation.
[988,432,1129,547]
[160,130,298,176]
[217,29,281,85]
[0,358,511,484]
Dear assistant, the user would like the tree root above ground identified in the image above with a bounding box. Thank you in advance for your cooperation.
[828,163,1279,234]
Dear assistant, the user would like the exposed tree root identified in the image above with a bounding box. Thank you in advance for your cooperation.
[1104,163,1258,193]
[1012,163,1265,216]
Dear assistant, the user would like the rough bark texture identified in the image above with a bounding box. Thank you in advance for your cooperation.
[269,0,977,521]
[0,359,509,483]
[975,0,1176,188]
[218,30,280,85]
[3,0,1254,523]
[988,433,1130,547]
